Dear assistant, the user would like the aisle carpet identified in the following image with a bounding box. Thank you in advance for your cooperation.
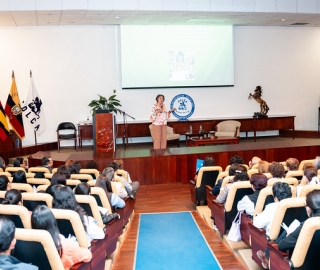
[134,212,221,270]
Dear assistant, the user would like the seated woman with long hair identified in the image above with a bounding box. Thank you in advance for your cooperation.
[2,189,22,205]
[52,186,105,244]
[216,165,249,204]
[12,170,27,184]
[95,168,125,209]
[31,205,92,270]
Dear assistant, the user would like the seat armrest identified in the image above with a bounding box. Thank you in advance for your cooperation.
[206,185,212,191]
[190,180,196,185]
[249,221,268,266]
[210,200,225,233]
[268,242,291,270]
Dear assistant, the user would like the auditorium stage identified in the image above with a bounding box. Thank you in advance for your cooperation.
[27,137,320,185]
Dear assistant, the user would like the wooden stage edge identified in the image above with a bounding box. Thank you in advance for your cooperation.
[25,132,320,185]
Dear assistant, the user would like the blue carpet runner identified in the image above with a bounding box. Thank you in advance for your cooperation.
[135,212,221,270]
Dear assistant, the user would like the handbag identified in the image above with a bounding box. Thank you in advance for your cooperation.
[227,212,242,242]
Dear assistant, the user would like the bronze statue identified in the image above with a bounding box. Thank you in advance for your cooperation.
[248,86,269,117]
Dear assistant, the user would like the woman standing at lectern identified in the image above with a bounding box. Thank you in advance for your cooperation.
[150,94,174,149]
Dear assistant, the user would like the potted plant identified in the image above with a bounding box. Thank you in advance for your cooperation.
[88,90,122,116]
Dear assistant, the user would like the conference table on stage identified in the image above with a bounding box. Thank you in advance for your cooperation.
[78,115,295,148]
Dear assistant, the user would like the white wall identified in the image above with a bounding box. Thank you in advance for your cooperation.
[0,25,319,146]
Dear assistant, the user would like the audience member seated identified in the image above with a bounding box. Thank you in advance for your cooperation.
[57,165,71,180]
[194,156,215,181]
[0,216,38,269]
[216,165,249,204]
[108,161,138,197]
[45,184,63,197]
[0,156,5,171]
[65,160,74,167]
[237,173,268,216]
[229,155,244,165]
[296,166,319,196]
[13,158,26,171]
[84,160,99,179]
[70,162,81,174]
[51,173,67,186]
[0,175,11,191]
[74,183,119,224]
[41,156,53,173]
[253,182,292,236]
[314,156,320,170]
[249,156,261,169]
[2,189,22,206]
[258,160,270,174]
[52,185,105,243]
[257,189,320,269]
[211,163,238,196]
[114,158,140,192]
[31,205,92,269]
[267,162,285,183]
[12,171,27,184]
[101,167,127,199]
[95,169,125,209]
[286,158,299,172]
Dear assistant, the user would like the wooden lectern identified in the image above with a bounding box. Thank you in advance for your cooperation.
[93,112,115,153]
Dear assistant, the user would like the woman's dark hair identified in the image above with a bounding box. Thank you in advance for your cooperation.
[250,173,268,191]
[12,170,27,184]
[203,156,215,167]
[45,184,63,197]
[270,162,285,178]
[306,190,320,217]
[70,163,81,174]
[95,175,113,206]
[52,186,87,231]
[85,160,98,170]
[155,94,165,102]
[229,155,244,165]
[0,157,5,169]
[2,189,22,205]
[31,205,62,254]
[233,165,249,182]
[272,182,292,201]
[51,173,66,186]
[107,162,119,172]
[57,165,71,179]
[74,182,91,195]
[304,166,318,182]
[228,163,239,176]
[13,159,21,167]
[0,216,15,253]
[0,175,9,191]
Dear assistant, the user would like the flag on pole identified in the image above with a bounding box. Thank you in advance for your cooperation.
[5,71,25,139]
[21,71,46,135]
[0,101,9,141]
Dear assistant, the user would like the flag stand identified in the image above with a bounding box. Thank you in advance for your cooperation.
[34,130,37,146]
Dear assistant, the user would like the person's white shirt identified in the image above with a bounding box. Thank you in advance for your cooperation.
[296,176,320,197]
[83,215,105,245]
[237,195,255,216]
[112,181,128,198]
[253,201,279,236]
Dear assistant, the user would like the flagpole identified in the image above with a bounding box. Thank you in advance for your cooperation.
[30,70,37,146]
[12,70,14,78]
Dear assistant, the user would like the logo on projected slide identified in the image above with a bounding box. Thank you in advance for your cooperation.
[170,94,195,120]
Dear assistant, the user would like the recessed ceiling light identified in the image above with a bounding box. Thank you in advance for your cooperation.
[282,19,286,22]
[116,17,120,19]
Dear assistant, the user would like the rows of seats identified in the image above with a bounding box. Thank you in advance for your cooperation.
[193,158,320,270]
[0,171,136,270]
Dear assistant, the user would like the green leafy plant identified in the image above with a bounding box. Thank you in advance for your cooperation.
[88,90,122,116]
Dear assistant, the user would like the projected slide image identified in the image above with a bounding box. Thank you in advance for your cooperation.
[169,51,195,81]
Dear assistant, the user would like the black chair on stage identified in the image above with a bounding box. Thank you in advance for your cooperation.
[56,122,77,152]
